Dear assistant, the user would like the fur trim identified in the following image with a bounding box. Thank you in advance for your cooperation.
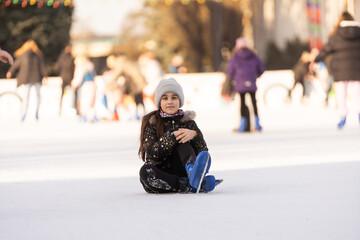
[148,110,196,124]
[340,20,360,27]
[180,110,196,122]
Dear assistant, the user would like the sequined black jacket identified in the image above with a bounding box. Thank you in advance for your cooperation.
[143,110,208,166]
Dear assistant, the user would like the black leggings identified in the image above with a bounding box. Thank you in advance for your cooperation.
[139,143,196,193]
[239,92,258,117]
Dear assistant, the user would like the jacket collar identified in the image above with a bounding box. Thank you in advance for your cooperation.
[149,110,196,124]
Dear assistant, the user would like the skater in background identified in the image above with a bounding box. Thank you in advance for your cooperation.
[312,11,360,129]
[168,55,187,73]
[138,78,222,193]
[71,55,97,122]
[227,37,265,132]
[102,55,124,121]
[138,51,165,110]
[219,42,235,102]
[55,44,75,115]
[6,40,47,122]
[106,55,147,120]
[308,48,331,105]
[0,48,13,65]
[289,51,311,101]
[291,48,328,105]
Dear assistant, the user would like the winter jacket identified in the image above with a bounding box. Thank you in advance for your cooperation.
[142,110,208,168]
[8,50,46,87]
[56,51,75,86]
[315,20,360,81]
[227,48,265,93]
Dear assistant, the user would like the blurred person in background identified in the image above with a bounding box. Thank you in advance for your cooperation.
[219,43,235,102]
[227,37,265,132]
[6,40,47,122]
[103,55,124,121]
[55,44,75,116]
[71,55,97,123]
[313,11,360,129]
[0,48,13,65]
[308,48,330,105]
[138,51,165,110]
[106,54,147,120]
[168,55,187,73]
[289,51,311,102]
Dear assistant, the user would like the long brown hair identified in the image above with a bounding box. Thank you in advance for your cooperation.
[331,11,354,35]
[138,110,166,161]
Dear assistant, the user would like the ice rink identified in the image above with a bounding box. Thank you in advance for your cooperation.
[1,103,360,240]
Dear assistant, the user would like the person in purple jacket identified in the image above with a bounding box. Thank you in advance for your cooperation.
[227,37,265,132]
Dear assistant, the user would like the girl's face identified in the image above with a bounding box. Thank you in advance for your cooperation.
[160,92,180,115]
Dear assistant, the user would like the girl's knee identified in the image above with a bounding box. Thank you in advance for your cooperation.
[139,164,155,179]
[139,164,156,193]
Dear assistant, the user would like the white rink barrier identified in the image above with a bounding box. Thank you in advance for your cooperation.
[0,70,296,117]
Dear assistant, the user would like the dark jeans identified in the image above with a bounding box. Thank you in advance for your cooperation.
[139,143,195,193]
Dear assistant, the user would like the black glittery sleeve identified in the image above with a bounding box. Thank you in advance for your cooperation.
[143,124,178,165]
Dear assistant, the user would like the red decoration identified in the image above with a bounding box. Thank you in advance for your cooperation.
[53,1,59,8]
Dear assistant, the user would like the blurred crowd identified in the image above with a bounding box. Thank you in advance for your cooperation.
[1,11,359,131]
[3,40,171,123]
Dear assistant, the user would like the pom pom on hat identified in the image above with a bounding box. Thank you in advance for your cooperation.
[235,37,248,50]
[155,78,184,109]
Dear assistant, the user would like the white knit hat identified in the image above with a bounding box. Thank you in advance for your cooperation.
[235,37,248,50]
[155,78,184,109]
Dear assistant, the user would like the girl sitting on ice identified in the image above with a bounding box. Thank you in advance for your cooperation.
[138,78,222,193]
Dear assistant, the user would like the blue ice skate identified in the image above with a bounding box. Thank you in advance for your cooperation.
[237,117,247,132]
[186,151,211,192]
[337,117,346,129]
[190,175,223,193]
[180,175,223,193]
[255,116,262,131]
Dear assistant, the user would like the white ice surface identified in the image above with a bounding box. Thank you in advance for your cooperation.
[1,104,360,240]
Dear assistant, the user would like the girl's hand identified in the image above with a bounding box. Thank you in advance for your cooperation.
[173,128,197,143]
